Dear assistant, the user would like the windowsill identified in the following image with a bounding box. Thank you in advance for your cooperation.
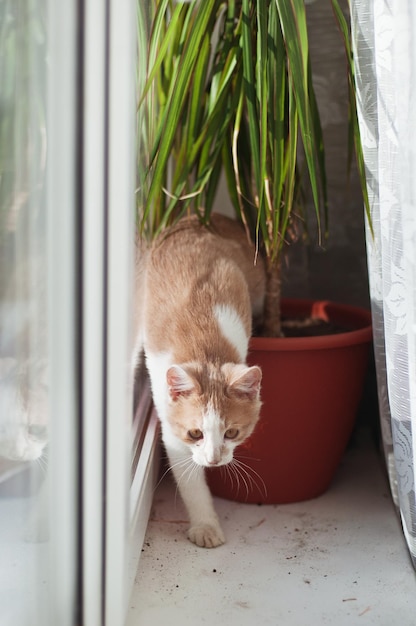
[127,427,416,625]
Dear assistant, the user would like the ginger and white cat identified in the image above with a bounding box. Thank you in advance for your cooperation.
[0,357,48,462]
[138,214,265,548]
[0,255,49,464]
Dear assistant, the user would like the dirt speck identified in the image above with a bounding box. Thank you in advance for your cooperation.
[235,601,250,609]
[249,518,266,530]
[359,606,371,616]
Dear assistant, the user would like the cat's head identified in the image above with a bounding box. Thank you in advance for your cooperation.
[166,362,262,467]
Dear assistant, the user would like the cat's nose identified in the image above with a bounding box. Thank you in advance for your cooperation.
[207,458,220,466]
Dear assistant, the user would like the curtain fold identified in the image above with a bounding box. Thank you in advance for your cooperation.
[351,0,416,566]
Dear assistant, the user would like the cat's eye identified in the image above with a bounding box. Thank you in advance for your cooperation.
[188,428,203,441]
[28,425,47,439]
[224,428,239,440]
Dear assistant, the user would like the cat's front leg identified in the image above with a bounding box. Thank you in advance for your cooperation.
[167,445,225,548]
[184,466,225,549]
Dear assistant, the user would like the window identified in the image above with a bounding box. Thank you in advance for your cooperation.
[0,2,158,623]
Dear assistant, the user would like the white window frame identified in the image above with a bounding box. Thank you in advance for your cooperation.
[47,0,80,623]
[48,1,160,623]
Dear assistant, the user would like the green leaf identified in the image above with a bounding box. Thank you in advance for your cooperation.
[144,0,221,219]
[241,0,261,190]
[275,0,323,219]
[330,0,372,236]
[141,0,182,105]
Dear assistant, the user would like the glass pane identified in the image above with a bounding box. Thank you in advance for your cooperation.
[0,1,49,623]
[126,0,162,606]
[133,0,153,475]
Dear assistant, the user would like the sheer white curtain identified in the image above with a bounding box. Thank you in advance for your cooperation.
[350,0,416,566]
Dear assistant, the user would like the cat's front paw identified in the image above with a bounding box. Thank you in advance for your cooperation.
[188,523,225,548]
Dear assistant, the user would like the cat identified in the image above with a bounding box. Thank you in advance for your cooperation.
[0,251,50,542]
[137,213,265,548]
[0,357,48,462]
[0,251,49,464]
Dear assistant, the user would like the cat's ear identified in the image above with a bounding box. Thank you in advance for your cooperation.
[166,365,198,401]
[224,364,262,400]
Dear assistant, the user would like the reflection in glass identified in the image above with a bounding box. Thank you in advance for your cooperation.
[0,1,49,623]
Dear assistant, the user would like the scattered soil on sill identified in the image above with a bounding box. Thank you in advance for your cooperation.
[252,316,354,338]
[281,317,351,337]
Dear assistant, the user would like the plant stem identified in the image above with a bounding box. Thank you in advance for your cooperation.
[263,255,282,337]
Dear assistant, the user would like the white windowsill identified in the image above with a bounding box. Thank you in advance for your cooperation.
[127,427,416,626]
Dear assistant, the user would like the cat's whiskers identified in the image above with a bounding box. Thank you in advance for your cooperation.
[224,457,267,501]
[153,454,194,493]
[176,457,200,487]
[236,453,262,463]
[154,454,202,504]
[172,457,200,506]
[154,462,174,492]
[223,459,248,495]
[234,457,268,499]
[35,453,48,475]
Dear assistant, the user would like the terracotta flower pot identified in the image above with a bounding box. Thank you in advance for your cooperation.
[207,299,373,504]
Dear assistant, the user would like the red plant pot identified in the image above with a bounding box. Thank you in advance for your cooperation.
[207,299,373,504]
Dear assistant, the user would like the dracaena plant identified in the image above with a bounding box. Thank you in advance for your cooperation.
[137,0,238,236]
[138,0,368,337]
